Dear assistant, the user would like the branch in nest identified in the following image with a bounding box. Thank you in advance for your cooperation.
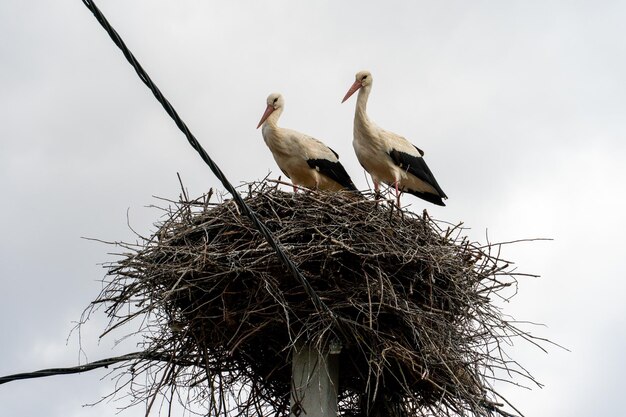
[81,180,551,417]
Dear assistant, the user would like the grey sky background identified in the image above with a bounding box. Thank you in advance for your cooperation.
[1,1,625,416]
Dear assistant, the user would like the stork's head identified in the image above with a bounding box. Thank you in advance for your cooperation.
[342,70,372,103]
[257,93,284,129]
[266,92,285,109]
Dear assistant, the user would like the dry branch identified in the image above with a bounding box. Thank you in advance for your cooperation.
[89,181,545,417]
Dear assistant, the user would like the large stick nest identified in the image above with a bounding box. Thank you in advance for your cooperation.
[93,181,543,417]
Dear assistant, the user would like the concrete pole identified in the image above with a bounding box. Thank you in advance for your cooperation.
[290,343,339,417]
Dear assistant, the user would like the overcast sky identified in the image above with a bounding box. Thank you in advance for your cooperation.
[1,1,625,416]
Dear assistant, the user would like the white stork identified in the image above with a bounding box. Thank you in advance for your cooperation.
[257,93,359,193]
[342,70,447,206]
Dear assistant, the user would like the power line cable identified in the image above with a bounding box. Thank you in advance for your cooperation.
[0,352,188,385]
[80,0,329,315]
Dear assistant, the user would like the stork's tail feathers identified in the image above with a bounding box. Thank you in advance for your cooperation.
[406,190,447,206]
[344,180,363,195]
[348,187,365,198]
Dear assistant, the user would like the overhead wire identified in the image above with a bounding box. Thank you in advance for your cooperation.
[80,0,330,316]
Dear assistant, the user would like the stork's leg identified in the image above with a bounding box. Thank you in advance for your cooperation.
[293,184,298,193]
[373,179,382,200]
[394,181,401,207]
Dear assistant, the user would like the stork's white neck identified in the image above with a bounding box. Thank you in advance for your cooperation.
[355,84,372,127]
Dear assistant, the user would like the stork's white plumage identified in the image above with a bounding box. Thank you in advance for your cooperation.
[257,93,359,193]
[342,70,447,206]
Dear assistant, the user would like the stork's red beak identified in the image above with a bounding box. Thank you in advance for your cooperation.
[257,104,275,129]
[342,80,362,103]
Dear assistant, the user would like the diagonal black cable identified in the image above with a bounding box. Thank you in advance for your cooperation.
[0,352,184,385]
[80,0,329,316]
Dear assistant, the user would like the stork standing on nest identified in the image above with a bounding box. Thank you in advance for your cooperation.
[342,70,447,206]
[258,93,359,193]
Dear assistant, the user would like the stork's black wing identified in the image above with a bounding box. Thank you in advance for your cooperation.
[389,149,447,200]
[279,168,291,179]
[306,158,360,192]
[327,147,340,159]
